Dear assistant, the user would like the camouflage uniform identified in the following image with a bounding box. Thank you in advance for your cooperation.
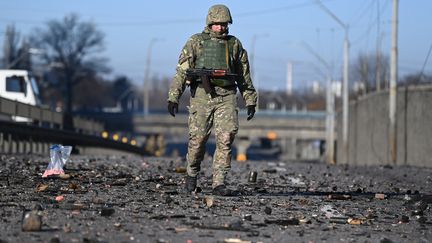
[167,5,257,189]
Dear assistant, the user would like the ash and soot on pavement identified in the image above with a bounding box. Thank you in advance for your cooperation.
[0,155,431,242]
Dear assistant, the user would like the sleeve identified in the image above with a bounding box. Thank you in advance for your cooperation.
[167,36,196,103]
[233,39,257,107]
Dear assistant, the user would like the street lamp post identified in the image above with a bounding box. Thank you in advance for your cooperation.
[315,0,350,164]
[389,0,398,164]
[7,48,44,69]
[301,41,335,164]
[143,38,161,116]
[250,34,268,111]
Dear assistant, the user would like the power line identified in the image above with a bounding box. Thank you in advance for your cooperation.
[351,0,390,46]
[91,0,337,27]
[235,0,336,17]
[0,0,337,27]
[349,0,375,25]
[360,0,376,51]
[419,41,432,79]
[97,18,201,27]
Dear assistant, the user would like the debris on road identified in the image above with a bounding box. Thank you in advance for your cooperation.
[22,205,43,232]
[224,238,252,243]
[42,145,72,177]
[375,193,387,200]
[55,195,64,202]
[248,171,257,183]
[347,218,364,225]
[1,155,431,242]
[327,194,352,200]
[204,196,214,208]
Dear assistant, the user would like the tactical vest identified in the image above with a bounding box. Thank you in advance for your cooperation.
[195,34,236,87]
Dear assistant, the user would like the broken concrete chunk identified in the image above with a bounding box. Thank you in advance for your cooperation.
[22,211,42,231]
[327,194,352,200]
[204,196,214,208]
[100,206,115,217]
[264,206,272,215]
[224,238,251,243]
[320,204,345,218]
[243,214,252,221]
[375,193,387,200]
[264,217,300,226]
[174,167,186,173]
[399,215,409,223]
[347,218,363,225]
[59,174,71,179]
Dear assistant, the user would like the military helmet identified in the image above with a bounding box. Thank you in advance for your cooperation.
[206,4,233,25]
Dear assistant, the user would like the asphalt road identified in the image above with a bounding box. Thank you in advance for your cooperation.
[0,154,431,243]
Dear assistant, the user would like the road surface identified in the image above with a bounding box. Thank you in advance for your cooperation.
[0,154,431,242]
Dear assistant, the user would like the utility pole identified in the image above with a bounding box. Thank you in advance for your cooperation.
[301,41,335,164]
[389,0,398,164]
[342,33,350,163]
[376,0,382,92]
[143,38,160,116]
[316,0,350,164]
[250,34,268,112]
[250,35,258,111]
[286,62,293,95]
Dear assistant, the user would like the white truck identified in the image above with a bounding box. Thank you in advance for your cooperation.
[0,69,41,121]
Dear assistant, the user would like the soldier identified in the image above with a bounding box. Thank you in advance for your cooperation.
[167,4,257,196]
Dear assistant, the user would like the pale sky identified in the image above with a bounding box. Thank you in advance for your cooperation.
[1,0,431,91]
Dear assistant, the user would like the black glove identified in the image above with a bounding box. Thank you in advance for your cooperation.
[247,105,256,121]
[168,101,178,117]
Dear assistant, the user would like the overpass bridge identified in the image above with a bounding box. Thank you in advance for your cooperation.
[132,110,327,160]
[0,94,328,160]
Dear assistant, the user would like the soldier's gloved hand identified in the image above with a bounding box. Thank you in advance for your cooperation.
[247,105,256,121]
[168,101,178,117]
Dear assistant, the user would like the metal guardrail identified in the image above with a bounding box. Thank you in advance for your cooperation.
[0,120,148,155]
[0,96,104,134]
[133,113,327,140]
[0,97,147,156]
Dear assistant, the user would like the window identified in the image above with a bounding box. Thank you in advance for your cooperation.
[6,75,26,93]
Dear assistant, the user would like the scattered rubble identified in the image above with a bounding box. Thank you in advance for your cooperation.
[21,209,42,232]
[0,154,430,242]
[375,193,387,200]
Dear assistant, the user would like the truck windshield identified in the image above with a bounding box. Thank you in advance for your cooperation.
[6,75,26,93]
[30,76,41,105]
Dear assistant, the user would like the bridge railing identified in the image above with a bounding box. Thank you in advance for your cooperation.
[0,97,146,156]
[133,112,327,140]
[0,96,104,134]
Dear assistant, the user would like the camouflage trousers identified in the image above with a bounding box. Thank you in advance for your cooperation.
[186,88,238,188]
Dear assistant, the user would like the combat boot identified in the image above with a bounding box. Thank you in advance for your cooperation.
[212,185,235,196]
[185,176,197,193]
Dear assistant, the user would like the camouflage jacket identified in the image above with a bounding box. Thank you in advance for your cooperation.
[168,27,257,106]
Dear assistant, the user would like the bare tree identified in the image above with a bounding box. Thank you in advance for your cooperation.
[16,39,32,70]
[1,24,35,70]
[30,13,109,129]
[74,76,114,111]
[356,53,370,94]
[112,76,133,101]
[400,73,432,86]
[352,52,389,94]
[2,24,20,68]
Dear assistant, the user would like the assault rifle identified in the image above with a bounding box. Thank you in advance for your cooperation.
[185,68,237,98]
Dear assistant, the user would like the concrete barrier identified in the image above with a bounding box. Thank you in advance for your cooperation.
[336,85,432,167]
